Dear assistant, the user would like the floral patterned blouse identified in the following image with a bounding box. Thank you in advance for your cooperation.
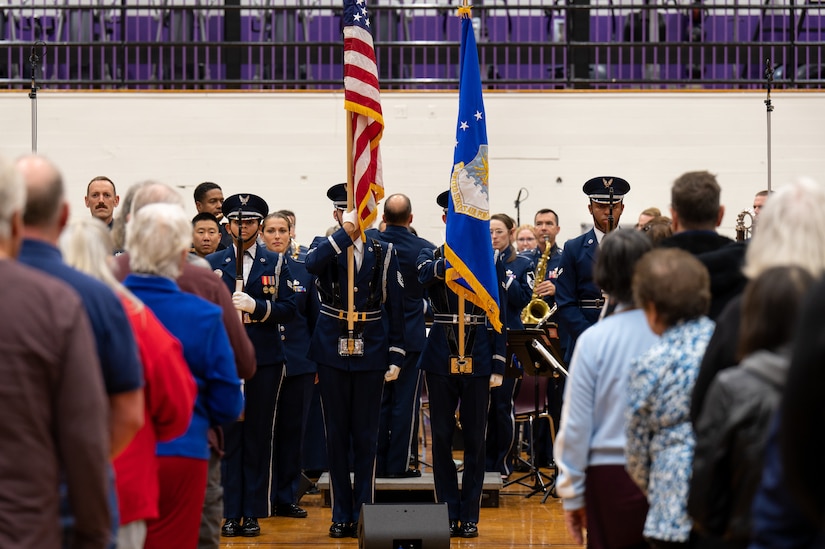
[625,317,715,543]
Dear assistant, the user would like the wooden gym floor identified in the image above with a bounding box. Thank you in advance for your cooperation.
[220,473,583,548]
[221,437,585,548]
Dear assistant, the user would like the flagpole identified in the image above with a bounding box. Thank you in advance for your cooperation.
[345,112,356,352]
[458,293,465,358]
[456,0,471,365]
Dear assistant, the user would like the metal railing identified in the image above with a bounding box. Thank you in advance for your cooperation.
[1,0,823,90]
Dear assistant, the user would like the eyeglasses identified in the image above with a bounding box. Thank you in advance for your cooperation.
[517,238,536,242]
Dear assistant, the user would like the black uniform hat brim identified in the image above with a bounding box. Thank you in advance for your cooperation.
[583,176,630,203]
[223,193,269,220]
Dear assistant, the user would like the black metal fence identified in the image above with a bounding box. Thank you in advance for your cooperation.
[1,0,822,90]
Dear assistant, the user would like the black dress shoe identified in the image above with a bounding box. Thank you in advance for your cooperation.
[241,517,261,537]
[449,520,460,537]
[460,521,479,538]
[276,503,308,518]
[221,518,241,537]
[329,522,355,538]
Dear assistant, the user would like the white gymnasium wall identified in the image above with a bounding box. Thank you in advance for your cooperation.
[0,90,822,246]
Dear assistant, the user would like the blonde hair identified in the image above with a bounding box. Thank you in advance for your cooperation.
[60,217,142,310]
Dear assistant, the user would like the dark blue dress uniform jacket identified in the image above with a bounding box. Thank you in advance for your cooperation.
[281,255,319,376]
[416,246,507,376]
[208,246,296,366]
[365,226,436,353]
[305,227,406,370]
[498,246,534,331]
[555,228,603,349]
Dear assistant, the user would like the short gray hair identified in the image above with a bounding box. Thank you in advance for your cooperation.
[0,156,25,240]
[130,182,184,216]
[126,203,191,279]
[744,178,825,279]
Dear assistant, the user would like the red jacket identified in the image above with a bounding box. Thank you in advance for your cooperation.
[113,296,196,524]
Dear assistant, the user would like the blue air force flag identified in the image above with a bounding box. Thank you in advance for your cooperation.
[444,13,502,333]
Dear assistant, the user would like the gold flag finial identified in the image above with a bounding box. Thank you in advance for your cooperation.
[457,0,471,18]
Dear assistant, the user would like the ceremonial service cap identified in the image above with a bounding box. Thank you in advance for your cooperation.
[436,190,449,212]
[223,193,269,220]
[583,176,630,204]
[326,183,348,210]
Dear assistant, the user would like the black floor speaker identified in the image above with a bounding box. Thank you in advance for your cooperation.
[357,503,450,549]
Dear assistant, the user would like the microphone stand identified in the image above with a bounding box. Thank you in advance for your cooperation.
[29,42,45,154]
[514,187,528,227]
[764,58,774,193]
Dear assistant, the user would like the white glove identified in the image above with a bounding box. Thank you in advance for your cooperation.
[489,373,504,388]
[232,291,256,313]
[384,365,401,382]
[342,208,358,228]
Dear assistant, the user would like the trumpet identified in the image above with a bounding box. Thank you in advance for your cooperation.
[735,209,755,242]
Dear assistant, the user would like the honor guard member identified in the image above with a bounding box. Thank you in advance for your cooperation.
[261,212,319,519]
[305,183,406,538]
[208,193,296,538]
[416,191,507,539]
[365,193,437,479]
[555,176,630,364]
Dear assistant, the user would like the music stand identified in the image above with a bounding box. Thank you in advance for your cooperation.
[503,325,566,498]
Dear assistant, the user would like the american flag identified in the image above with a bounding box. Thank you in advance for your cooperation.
[343,0,384,235]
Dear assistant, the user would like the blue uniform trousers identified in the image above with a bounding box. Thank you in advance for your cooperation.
[270,372,315,507]
[376,351,422,475]
[317,364,385,524]
[222,364,284,519]
[485,375,517,476]
[301,384,328,472]
[426,372,490,524]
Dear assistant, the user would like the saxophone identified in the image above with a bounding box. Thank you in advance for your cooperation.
[521,236,553,325]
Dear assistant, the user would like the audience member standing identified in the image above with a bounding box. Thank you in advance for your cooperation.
[657,170,746,320]
[555,230,655,548]
[111,181,256,549]
[365,193,436,479]
[60,217,198,549]
[124,202,244,549]
[626,248,714,548]
[16,155,144,546]
[690,266,813,548]
[691,178,825,425]
[0,155,111,549]
[748,276,825,547]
